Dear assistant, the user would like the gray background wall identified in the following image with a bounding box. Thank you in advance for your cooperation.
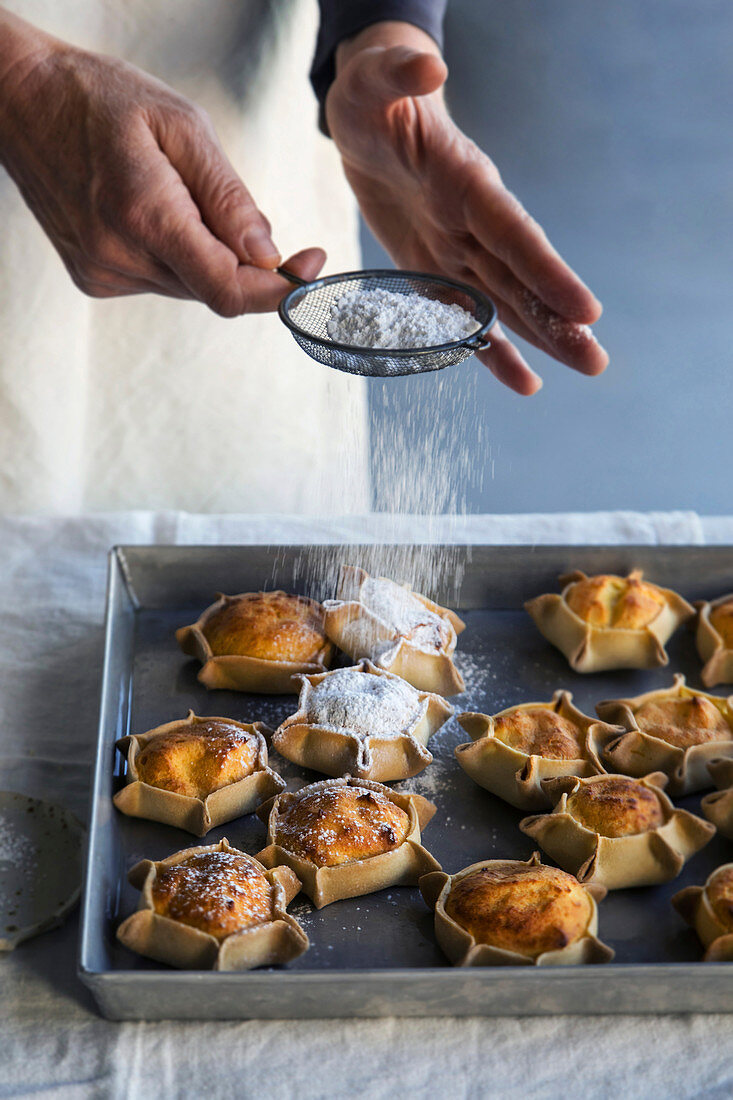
[364,0,733,513]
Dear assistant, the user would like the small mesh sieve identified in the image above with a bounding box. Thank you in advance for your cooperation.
[277,267,497,378]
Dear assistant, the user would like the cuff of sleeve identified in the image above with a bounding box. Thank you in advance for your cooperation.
[311,0,447,137]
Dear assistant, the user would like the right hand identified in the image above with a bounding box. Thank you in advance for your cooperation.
[0,13,324,315]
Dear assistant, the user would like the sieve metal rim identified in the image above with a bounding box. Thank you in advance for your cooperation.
[277,268,497,358]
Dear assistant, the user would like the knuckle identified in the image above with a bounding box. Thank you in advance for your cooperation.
[206,283,244,318]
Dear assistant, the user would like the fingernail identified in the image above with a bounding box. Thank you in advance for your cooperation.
[244,227,280,266]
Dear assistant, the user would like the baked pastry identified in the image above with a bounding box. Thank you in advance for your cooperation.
[176,590,333,693]
[519,772,714,890]
[272,660,453,781]
[256,776,440,908]
[419,852,613,966]
[524,569,694,672]
[701,757,733,841]
[322,565,465,696]
[113,712,285,836]
[695,593,733,688]
[596,674,733,795]
[672,863,733,962]
[454,691,619,810]
[116,838,308,970]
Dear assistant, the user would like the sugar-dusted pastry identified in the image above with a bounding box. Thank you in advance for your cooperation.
[524,569,694,673]
[520,772,714,890]
[176,590,333,693]
[116,838,308,970]
[322,565,465,696]
[256,776,440,908]
[272,660,453,782]
[701,757,733,841]
[113,712,285,836]
[596,674,733,796]
[454,691,620,810]
[672,863,733,962]
[419,852,613,967]
[696,593,733,688]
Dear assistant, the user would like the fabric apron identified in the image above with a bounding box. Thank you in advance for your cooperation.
[0,0,369,513]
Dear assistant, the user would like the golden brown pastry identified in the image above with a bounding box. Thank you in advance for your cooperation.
[116,838,308,970]
[696,594,733,688]
[524,569,694,673]
[176,591,333,693]
[272,660,453,781]
[455,691,620,810]
[672,863,733,961]
[701,757,733,840]
[419,852,613,966]
[596,674,733,795]
[322,565,465,696]
[520,772,714,890]
[113,712,284,836]
[256,777,440,908]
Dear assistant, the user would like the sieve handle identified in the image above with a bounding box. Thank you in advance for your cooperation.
[276,265,309,287]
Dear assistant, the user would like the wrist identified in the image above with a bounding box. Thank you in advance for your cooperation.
[335,20,442,74]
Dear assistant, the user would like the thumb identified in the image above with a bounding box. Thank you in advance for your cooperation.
[159,109,281,268]
[349,45,447,106]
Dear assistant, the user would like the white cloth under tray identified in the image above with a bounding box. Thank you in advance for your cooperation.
[1,510,732,1100]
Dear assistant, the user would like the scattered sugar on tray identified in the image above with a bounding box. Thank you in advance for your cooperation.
[327,287,479,350]
[0,816,36,872]
[305,668,425,740]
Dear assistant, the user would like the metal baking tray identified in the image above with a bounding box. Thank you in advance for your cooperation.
[79,544,733,1019]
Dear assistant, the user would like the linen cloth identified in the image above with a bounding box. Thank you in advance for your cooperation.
[1,510,732,1100]
[0,1,369,513]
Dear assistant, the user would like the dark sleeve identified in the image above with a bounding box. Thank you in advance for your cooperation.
[311,0,448,135]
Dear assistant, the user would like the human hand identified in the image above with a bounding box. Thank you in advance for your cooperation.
[0,12,324,315]
[326,23,609,394]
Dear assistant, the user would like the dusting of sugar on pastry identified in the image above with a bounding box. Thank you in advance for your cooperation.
[304,668,425,740]
[359,577,450,653]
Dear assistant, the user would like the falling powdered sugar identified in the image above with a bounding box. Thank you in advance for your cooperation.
[327,287,479,350]
[304,668,425,740]
[360,577,449,653]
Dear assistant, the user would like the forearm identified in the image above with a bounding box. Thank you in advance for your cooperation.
[0,9,60,149]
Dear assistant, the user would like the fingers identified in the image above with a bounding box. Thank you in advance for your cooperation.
[157,108,281,268]
[345,45,448,107]
[475,321,543,396]
[464,166,602,324]
[468,252,609,375]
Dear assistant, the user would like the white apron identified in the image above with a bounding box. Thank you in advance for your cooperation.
[0,1,369,513]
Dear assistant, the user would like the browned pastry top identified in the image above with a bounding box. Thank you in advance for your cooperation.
[444,861,591,959]
[566,573,665,630]
[707,866,733,932]
[275,784,410,867]
[493,707,583,760]
[710,600,733,648]
[203,592,328,663]
[152,851,272,939]
[633,696,732,749]
[135,720,259,799]
[565,776,665,838]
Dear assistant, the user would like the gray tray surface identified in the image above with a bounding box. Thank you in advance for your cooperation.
[79,545,733,1018]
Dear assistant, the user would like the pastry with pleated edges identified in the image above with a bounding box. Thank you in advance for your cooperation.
[672,863,733,962]
[272,660,453,782]
[419,852,613,967]
[524,569,694,673]
[596,674,733,796]
[176,590,333,693]
[701,757,733,840]
[113,711,285,836]
[519,772,714,890]
[256,776,440,908]
[695,593,733,688]
[455,691,621,811]
[116,838,308,970]
[322,565,465,696]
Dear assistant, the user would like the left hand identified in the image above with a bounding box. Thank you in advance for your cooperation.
[326,25,609,394]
